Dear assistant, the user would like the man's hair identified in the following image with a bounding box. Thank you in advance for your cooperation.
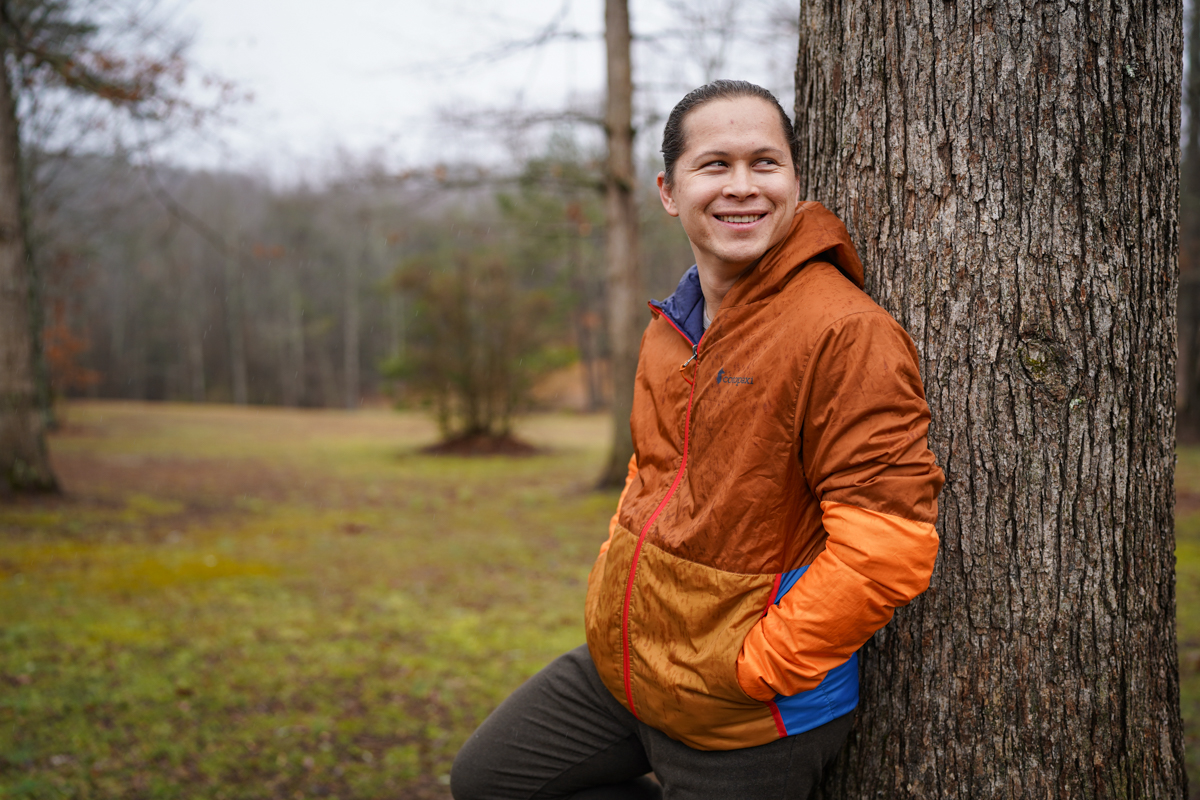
[661,80,799,185]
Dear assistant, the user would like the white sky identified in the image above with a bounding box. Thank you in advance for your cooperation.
[168,0,796,181]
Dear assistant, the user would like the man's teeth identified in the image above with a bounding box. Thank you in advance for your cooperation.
[717,215,762,223]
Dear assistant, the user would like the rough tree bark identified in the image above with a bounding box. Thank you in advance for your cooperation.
[598,0,641,488]
[0,40,56,493]
[796,2,1185,796]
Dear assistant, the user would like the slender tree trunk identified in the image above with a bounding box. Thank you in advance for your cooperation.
[283,264,304,407]
[388,291,404,404]
[0,46,56,493]
[316,331,339,409]
[129,290,147,400]
[188,317,205,402]
[599,0,640,487]
[574,280,602,413]
[108,266,126,396]
[223,254,248,405]
[18,113,51,431]
[570,221,603,412]
[344,245,361,409]
[186,272,206,403]
[797,2,1185,796]
[171,248,206,403]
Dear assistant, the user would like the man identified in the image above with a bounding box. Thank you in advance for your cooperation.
[452,80,944,800]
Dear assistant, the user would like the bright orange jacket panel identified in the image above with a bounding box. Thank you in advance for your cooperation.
[584,202,944,751]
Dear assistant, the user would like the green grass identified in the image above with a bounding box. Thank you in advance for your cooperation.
[0,402,618,799]
[1177,447,1200,795]
[5,401,1200,798]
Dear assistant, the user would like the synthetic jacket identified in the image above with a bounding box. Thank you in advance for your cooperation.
[583,201,944,751]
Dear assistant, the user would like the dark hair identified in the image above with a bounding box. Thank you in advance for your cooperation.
[661,80,798,184]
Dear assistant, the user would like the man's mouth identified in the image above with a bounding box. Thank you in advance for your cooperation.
[715,214,766,224]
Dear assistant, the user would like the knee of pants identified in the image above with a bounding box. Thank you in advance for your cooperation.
[448,737,488,800]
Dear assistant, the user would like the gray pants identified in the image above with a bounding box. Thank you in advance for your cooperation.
[450,645,853,800]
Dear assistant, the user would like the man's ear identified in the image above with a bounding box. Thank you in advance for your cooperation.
[657,172,679,217]
[793,173,802,211]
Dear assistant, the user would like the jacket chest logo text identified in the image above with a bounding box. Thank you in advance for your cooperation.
[715,368,754,386]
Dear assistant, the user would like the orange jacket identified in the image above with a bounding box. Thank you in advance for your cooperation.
[584,202,944,750]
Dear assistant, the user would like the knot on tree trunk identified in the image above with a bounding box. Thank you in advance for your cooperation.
[1017,335,1076,403]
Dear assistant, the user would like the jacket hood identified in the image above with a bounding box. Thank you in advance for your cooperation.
[723,201,863,308]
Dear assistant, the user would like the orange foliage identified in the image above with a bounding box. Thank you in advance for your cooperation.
[44,302,101,393]
[251,243,286,260]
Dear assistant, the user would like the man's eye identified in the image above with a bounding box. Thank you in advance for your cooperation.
[703,160,727,169]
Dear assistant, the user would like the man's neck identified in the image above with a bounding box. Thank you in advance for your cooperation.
[696,261,753,325]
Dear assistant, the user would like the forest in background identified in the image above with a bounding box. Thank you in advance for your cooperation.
[6,0,815,449]
[27,0,1200,435]
[33,142,695,421]
[19,0,805,442]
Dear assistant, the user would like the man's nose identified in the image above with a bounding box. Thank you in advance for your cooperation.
[723,164,758,198]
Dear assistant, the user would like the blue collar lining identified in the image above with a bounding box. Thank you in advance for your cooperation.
[649,265,705,345]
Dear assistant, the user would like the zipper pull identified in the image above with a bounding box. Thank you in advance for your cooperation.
[680,342,699,371]
[679,343,699,384]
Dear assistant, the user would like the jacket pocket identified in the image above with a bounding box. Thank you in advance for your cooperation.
[599,525,781,750]
[739,564,862,737]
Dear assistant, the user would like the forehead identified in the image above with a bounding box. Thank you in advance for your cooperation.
[680,97,789,156]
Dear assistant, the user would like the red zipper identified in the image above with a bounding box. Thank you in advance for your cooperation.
[620,307,701,718]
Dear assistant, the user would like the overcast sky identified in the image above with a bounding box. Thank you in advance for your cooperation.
[168,0,796,181]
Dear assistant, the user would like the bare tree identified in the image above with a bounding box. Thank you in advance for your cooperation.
[344,209,367,409]
[0,0,224,490]
[0,30,53,492]
[797,2,1185,796]
[598,0,640,488]
[659,0,739,84]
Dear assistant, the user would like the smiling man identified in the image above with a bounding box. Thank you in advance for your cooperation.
[451,80,944,800]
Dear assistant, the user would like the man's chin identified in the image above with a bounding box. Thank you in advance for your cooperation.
[712,242,772,271]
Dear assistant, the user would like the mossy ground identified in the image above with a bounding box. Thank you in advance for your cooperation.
[1,402,617,799]
[1175,448,1200,796]
[4,402,1200,798]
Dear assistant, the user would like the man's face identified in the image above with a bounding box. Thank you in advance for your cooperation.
[657,97,801,280]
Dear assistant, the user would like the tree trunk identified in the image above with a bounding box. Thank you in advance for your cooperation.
[186,278,206,403]
[223,254,248,405]
[171,249,206,403]
[570,220,604,413]
[18,114,52,432]
[0,45,56,493]
[797,2,1185,796]
[283,264,305,407]
[388,291,404,404]
[599,0,640,487]
[344,241,361,410]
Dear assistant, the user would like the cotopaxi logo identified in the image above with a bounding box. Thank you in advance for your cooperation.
[715,368,754,386]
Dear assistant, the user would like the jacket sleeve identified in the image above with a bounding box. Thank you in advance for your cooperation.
[737,310,944,701]
[598,454,639,556]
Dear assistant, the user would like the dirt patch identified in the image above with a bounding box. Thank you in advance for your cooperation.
[421,432,540,456]
[1180,491,1200,515]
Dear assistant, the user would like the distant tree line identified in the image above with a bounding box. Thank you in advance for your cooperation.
[32,138,694,435]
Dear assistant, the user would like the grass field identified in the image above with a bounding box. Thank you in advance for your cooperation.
[0,402,619,799]
[2,401,1200,798]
